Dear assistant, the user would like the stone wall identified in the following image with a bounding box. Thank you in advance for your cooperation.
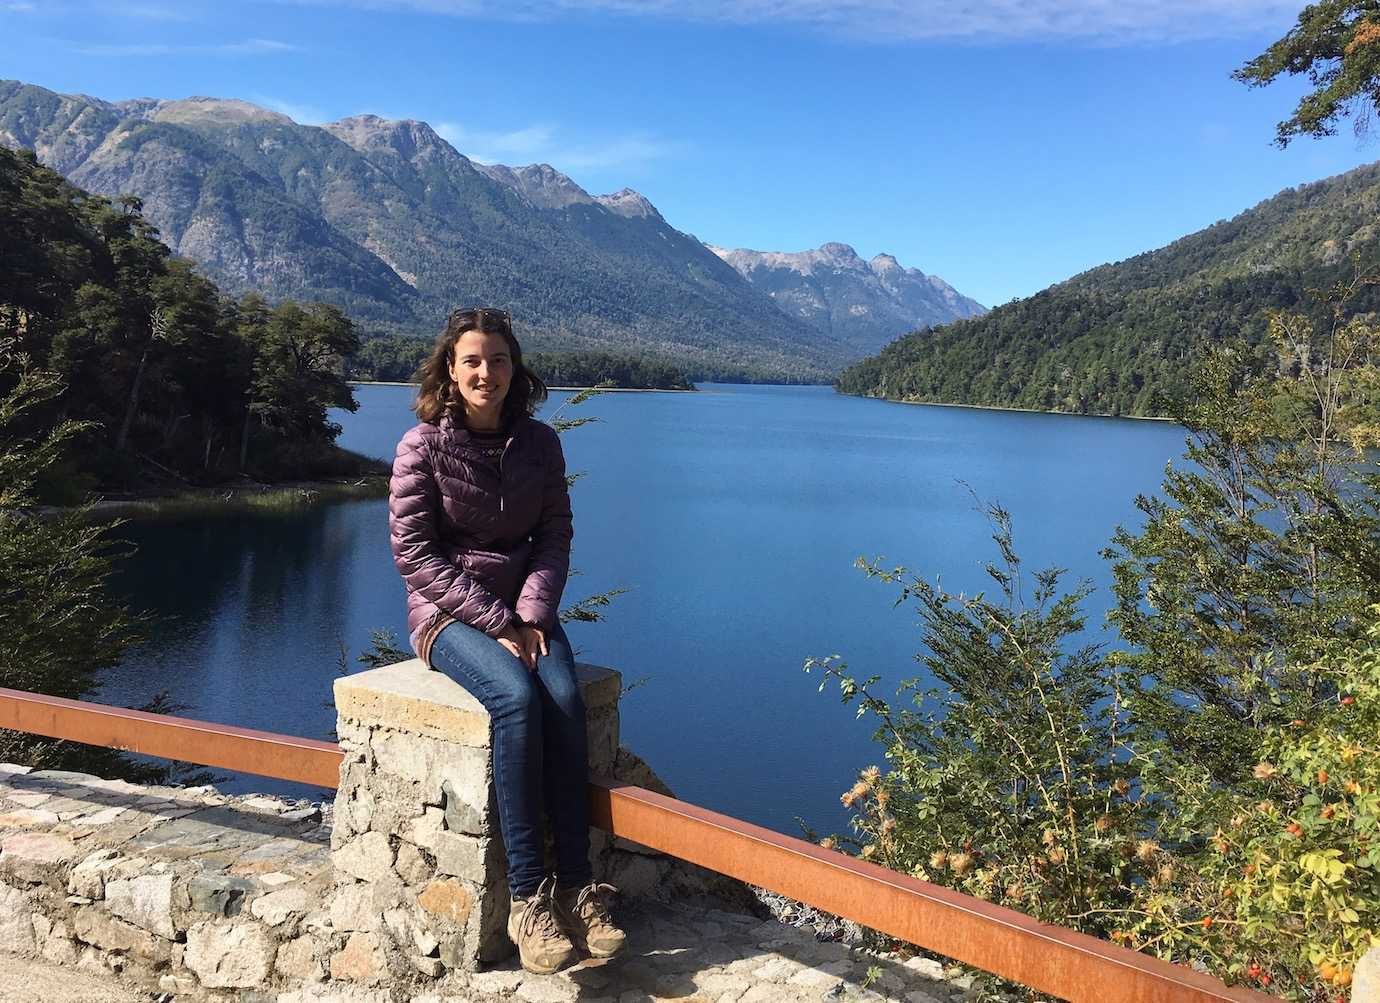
[0,763,336,997]
[327,660,611,980]
[328,659,757,984]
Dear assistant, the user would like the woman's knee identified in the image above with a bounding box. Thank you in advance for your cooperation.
[431,623,542,722]
[538,664,585,721]
[491,671,542,724]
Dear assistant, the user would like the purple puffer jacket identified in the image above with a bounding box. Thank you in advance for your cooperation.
[389,411,572,657]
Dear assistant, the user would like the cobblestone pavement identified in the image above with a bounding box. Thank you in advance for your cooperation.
[0,953,156,1002]
[388,896,963,1003]
[0,764,966,1003]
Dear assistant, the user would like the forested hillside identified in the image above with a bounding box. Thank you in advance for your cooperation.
[837,160,1380,416]
[0,80,847,383]
[350,333,696,390]
[0,145,377,499]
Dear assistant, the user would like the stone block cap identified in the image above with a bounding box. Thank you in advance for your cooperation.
[334,659,621,744]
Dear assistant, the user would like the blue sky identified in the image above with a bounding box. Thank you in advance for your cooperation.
[2,0,1375,306]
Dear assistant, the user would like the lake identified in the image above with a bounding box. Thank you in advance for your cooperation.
[100,384,1185,838]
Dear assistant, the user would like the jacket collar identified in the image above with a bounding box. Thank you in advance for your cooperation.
[438,410,532,443]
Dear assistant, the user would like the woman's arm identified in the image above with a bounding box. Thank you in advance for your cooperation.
[389,426,515,638]
[515,426,573,632]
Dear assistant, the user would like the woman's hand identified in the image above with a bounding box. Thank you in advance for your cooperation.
[518,623,548,673]
[497,623,529,668]
[497,622,547,671]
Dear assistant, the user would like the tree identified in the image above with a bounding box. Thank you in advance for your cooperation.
[245,300,359,443]
[806,504,1151,957]
[1124,613,1380,995]
[1,147,375,491]
[0,345,135,772]
[1236,0,1380,146]
[1105,276,1380,785]
[811,282,1380,997]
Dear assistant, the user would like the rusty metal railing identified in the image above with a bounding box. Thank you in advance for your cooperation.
[0,687,1273,1003]
[588,780,1270,1003]
[0,687,341,788]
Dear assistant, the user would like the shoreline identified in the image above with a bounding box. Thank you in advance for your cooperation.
[356,380,1174,420]
[37,477,389,521]
[845,391,1178,423]
[350,380,696,393]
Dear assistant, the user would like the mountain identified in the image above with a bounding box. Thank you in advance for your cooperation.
[0,80,850,382]
[836,160,1380,416]
[709,241,986,354]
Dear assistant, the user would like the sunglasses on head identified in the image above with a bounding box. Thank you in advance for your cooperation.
[450,307,512,324]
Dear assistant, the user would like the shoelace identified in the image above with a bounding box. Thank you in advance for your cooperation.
[574,881,619,924]
[519,876,563,943]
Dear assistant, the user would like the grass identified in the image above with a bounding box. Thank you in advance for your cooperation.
[71,477,389,521]
[33,442,393,521]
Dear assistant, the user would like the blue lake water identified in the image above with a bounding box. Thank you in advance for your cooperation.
[100,384,1185,838]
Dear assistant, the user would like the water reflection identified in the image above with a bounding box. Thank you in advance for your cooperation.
[103,500,403,799]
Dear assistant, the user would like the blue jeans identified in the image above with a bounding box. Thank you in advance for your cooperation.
[427,619,592,898]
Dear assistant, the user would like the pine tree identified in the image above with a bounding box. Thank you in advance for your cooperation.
[0,346,138,772]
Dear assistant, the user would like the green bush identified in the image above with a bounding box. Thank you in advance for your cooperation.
[807,506,1154,993]
[811,285,1380,1000]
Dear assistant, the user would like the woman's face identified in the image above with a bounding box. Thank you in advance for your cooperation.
[448,328,513,423]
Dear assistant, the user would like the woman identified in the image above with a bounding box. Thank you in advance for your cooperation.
[388,307,624,975]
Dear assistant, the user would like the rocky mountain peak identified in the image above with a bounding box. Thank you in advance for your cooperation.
[0,77,848,383]
[818,241,861,262]
[327,112,387,133]
[707,241,986,352]
[140,97,293,127]
[325,114,450,161]
[112,97,162,119]
[595,187,662,220]
[474,161,595,209]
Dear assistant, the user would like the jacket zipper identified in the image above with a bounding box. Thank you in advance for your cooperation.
[498,434,515,513]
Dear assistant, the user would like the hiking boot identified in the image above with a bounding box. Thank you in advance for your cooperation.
[553,880,626,958]
[508,876,577,974]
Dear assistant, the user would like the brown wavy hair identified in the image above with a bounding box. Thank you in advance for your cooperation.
[413,307,548,425]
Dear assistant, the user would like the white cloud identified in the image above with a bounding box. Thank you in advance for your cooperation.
[110,3,200,19]
[434,120,682,170]
[254,94,329,124]
[223,38,299,53]
[2,0,192,12]
[434,123,555,161]
[555,135,686,170]
[71,37,300,55]
[277,0,1300,43]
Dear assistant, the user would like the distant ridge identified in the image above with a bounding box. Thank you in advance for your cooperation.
[710,241,985,355]
[0,79,876,382]
[836,160,1380,416]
